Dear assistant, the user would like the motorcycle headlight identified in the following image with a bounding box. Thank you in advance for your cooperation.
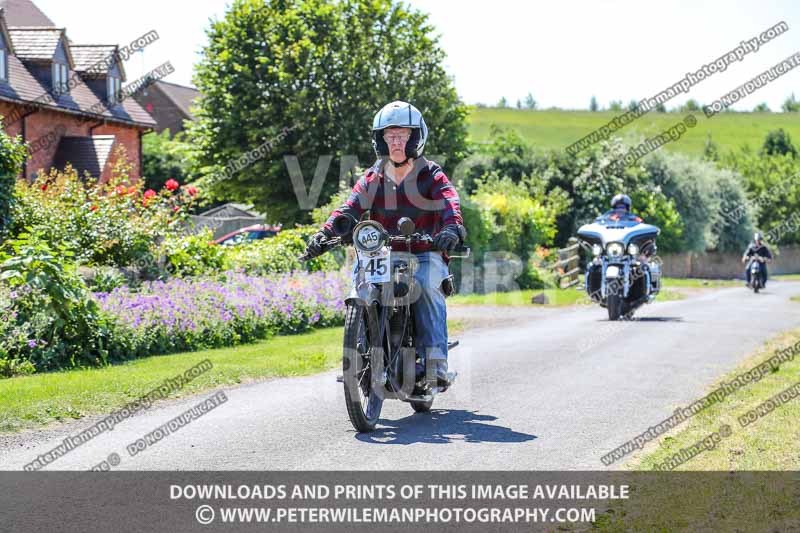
[606,242,625,257]
[628,243,639,256]
[353,221,386,253]
[592,244,603,256]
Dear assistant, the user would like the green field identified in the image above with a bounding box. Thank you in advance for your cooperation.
[466,108,800,156]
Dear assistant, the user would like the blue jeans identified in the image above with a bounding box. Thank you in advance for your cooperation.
[352,251,449,364]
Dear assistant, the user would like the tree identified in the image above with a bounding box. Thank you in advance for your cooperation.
[627,99,639,112]
[608,100,623,112]
[523,92,537,110]
[753,102,771,112]
[142,129,194,193]
[497,96,509,108]
[782,93,800,112]
[761,129,798,158]
[703,132,719,162]
[187,0,468,223]
[654,102,666,113]
[589,96,599,112]
[515,99,522,109]
[681,99,700,112]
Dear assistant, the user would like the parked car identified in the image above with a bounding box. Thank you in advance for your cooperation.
[213,224,281,246]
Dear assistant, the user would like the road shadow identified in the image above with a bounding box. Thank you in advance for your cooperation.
[354,409,537,445]
[593,316,685,323]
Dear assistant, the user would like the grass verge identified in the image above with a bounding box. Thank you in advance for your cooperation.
[449,285,687,306]
[0,320,465,434]
[629,326,800,470]
[591,326,800,530]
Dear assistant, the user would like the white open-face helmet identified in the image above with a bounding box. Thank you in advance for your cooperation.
[371,100,428,161]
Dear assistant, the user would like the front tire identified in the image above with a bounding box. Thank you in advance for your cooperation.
[410,399,433,413]
[342,304,382,432]
[607,293,624,321]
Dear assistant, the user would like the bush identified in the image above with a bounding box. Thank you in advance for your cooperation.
[464,174,564,289]
[160,228,226,277]
[88,266,128,293]
[222,226,340,274]
[10,151,198,268]
[0,127,28,241]
[720,149,800,245]
[0,232,114,372]
[142,129,195,192]
[642,152,752,253]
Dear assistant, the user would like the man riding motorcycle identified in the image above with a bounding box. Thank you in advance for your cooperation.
[304,100,466,387]
[742,232,773,287]
[604,193,644,223]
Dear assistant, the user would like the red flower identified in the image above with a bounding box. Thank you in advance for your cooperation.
[40,184,47,191]
[143,189,157,199]
[165,179,179,192]
[115,185,126,195]
[127,186,138,195]
[90,205,98,211]
[185,185,198,197]
[172,206,181,213]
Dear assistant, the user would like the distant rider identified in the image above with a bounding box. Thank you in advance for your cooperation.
[742,232,772,287]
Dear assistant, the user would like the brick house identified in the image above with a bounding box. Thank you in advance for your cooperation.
[134,80,199,137]
[0,0,156,182]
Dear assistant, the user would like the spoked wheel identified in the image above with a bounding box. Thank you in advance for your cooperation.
[342,304,383,432]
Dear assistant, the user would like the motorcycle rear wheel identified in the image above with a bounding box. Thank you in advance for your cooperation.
[342,304,382,432]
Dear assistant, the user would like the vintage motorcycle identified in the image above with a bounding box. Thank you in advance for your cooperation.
[577,212,661,320]
[747,256,766,293]
[300,215,469,432]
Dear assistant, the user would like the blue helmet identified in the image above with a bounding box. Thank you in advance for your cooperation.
[611,194,632,211]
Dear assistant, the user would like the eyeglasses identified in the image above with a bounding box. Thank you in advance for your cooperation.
[383,131,411,144]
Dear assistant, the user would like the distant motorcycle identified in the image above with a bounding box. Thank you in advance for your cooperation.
[299,215,469,432]
[577,212,661,320]
[747,256,766,293]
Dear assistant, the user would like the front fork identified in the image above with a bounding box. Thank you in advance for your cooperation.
[599,257,632,299]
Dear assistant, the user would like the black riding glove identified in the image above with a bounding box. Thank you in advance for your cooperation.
[305,228,333,258]
[433,225,463,252]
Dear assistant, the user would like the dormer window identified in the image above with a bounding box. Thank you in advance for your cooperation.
[107,76,121,104]
[52,62,68,94]
[0,49,6,82]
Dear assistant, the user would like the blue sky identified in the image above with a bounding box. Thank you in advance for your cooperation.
[36,0,800,111]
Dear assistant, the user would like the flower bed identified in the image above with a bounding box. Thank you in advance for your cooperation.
[93,270,349,358]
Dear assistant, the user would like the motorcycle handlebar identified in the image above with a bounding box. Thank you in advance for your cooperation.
[298,233,470,261]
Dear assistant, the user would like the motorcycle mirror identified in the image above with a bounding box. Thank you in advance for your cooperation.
[332,214,357,237]
[398,217,415,236]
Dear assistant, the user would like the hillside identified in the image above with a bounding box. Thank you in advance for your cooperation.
[466,108,800,156]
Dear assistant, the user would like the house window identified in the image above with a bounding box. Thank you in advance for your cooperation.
[107,76,121,104]
[0,49,6,82]
[52,62,68,94]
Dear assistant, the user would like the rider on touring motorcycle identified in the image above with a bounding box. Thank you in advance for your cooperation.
[303,100,466,386]
[742,232,773,287]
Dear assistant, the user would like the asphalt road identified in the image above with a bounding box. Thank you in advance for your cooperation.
[2,281,799,471]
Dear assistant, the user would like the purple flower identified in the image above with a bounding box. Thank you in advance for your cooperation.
[28,340,37,348]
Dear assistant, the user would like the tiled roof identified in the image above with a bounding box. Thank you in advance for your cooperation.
[0,5,156,129]
[7,27,62,62]
[0,0,54,27]
[70,44,119,74]
[53,135,115,177]
[0,51,156,127]
[154,81,199,119]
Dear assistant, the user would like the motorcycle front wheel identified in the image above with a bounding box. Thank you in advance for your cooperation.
[607,293,624,321]
[342,304,383,432]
